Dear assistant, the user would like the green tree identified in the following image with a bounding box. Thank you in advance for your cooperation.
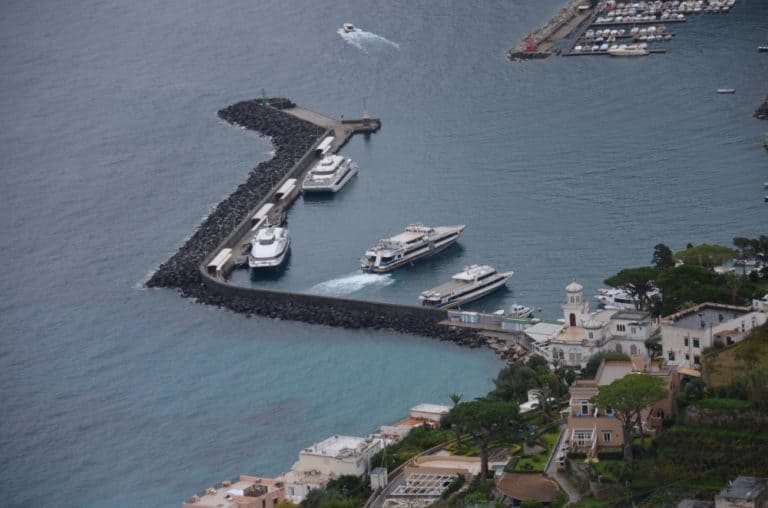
[590,374,667,461]
[492,363,536,402]
[652,243,675,271]
[674,244,737,268]
[656,264,722,315]
[604,266,661,310]
[449,392,463,452]
[450,399,521,481]
[733,236,754,260]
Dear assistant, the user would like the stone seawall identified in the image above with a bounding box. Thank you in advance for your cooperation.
[146,98,485,345]
[146,99,325,292]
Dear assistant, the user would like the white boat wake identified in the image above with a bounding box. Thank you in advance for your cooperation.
[337,28,400,52]
[309,272,395,296]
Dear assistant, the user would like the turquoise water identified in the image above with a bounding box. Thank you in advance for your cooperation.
[1,0,766,506]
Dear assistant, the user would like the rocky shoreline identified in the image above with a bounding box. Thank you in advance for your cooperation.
[145,98,489,349]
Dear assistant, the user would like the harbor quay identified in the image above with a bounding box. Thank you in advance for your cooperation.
[147,97,508,349]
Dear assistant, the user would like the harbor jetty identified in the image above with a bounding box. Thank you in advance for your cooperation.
[146,98,504,349]
[508,0,596,60]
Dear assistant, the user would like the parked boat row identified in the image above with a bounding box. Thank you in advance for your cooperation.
[572,42,649,56]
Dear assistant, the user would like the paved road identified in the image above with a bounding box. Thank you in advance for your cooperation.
[544,424,582,503]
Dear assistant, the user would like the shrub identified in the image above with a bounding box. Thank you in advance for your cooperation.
[597,451,624,461]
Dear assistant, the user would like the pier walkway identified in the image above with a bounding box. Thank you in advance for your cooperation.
[284,106,381,152]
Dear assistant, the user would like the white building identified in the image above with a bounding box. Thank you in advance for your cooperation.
[409,403,450,423]
[661,303,767,370]
[284,434,383,503]
[530,282,658,368]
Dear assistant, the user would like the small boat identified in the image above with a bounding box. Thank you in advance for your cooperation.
[419,265,513,309]
[717,88,735,94]
[342,22,357,33]
[361,224,465,273]
[302,155,358,193]
[249,226,290,269]
[759,46,768,52]
[508,304,535,318]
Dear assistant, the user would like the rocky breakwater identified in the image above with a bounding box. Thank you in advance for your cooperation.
[146,97,487,347]
[146,98,324,291]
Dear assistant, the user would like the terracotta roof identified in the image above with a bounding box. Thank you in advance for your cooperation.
[495,473,559,503]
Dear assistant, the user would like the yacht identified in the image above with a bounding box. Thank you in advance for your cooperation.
[595,286,661,310]
[343,22,357,33]
[360,224,465,273]
[607,44,649,56]
[508,304,535,318]
[248,226,290,269]
[302,155,358,193]
[419,265,513,308]
[717,88,735,94]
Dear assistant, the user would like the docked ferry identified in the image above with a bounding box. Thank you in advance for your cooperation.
[248,226,290,269]
[360,224,465,273]
[419,264,513,309]
[302,155,358,193]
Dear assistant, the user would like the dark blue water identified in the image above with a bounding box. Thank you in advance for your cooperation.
[0,0,765,506]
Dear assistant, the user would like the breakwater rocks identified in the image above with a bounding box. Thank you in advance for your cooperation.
[146,97,487,347]
[146,98,324,291]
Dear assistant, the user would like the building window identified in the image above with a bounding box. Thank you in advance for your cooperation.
[694,355,701,366]
[263,500,266,508]
[581,401,589,415]
[589,332,593,339]
[575,430,593,447]
[685,354,690,361]
[630,345,638,355]
[684,337,689,347]
[631,327,636,334]
[668,351,675,361]
[693,339,700,348]
[559,350,565,360]
[616,344,623,354]
[617,324,626,332]
[603,431,612,442]
[570,313,576,326]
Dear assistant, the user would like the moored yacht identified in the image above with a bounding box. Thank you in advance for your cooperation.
[360,224,465,273]
[302,155,358,193]
[508,303,535,318]
[607,43,649,56]
[248,226,290,268]
[419,265,513,308]
[594,286,661,310]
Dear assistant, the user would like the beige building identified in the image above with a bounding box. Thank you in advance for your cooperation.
[532,282,658,368]
[661,303,767,370]
[183,475,285,508]
[566,358,676,456]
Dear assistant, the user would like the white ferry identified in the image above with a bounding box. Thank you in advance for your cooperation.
[360,224,465,273]
[594,286,661,310]
[302,155,358,193]
[248,226,290,268]
[419,265,513,309]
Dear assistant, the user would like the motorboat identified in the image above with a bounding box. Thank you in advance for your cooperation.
[607,43,649,56]
[508,304,535,318]
[302,155,358,193]
[419,265,513,308]
[343,22,357,33]
[248,226,290,268]
[717,88,735,94]
[759,46,768,52]
[595,286,661,310]
[360,224,465,273]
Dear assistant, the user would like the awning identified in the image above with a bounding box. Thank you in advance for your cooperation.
[678,367,701,377]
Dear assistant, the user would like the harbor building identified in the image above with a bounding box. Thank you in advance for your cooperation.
[182,476,285,508]
[284,435,383,503]
[566,358,676,457]
[530,282,658,368]
[661,303,767,370]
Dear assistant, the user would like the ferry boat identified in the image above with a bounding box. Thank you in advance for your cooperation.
[343,22,357,33]
[360,224,465,273]
[594,286,661,310]
[419,265,513,308]
[302,155,358,193]
[607,44,649,56]
[248,226,290,268]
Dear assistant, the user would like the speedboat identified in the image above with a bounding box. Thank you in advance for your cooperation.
[717,88,735,94]
[508,304,535,318]
[360,224,465,273]
[419,265,513,308]
[343,22,357,33]
[302,155,358,193]
[249,226,290,269]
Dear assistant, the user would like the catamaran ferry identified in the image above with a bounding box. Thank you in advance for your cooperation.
[419,265,513,308]
[360,224,465,273]
[248,226,291,269]
[302,155,358,193]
